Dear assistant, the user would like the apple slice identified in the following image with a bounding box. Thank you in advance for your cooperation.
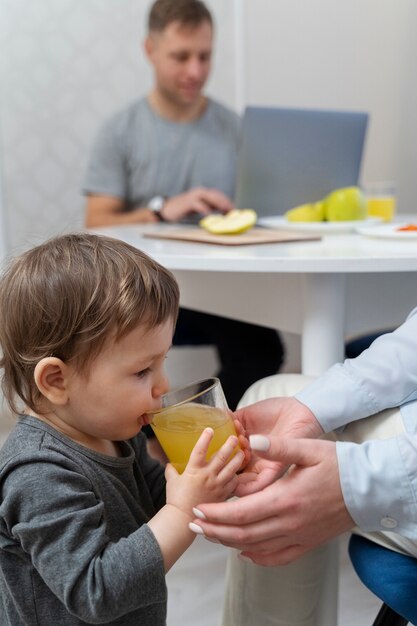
[200,209,257,235]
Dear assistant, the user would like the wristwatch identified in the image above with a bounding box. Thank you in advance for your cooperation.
[148,196,166,221]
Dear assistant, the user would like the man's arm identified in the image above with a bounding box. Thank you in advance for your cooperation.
[85,195,158,227]
[85,188,234,227]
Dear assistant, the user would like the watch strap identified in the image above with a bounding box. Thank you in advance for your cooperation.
[148,196,167,221]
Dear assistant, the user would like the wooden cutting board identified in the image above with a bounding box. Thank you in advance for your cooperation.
[143,227,321,246]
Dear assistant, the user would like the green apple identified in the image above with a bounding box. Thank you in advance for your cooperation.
[324,187,367,221]
[286,201,325,222]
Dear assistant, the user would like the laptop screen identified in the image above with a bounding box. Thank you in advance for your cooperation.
[235,106,368,217]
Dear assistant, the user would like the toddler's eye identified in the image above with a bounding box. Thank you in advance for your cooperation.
[136,368,151,379]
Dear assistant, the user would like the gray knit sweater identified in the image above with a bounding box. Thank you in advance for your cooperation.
[0,415,167,624]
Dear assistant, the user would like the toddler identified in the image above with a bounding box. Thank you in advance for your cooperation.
[0,233,244,625]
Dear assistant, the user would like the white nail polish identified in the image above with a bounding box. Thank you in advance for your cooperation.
[192,507,206,520]
[249,434,270,451]
[189,522,205,535]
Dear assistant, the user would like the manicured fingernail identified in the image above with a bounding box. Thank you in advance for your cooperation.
[238,553,253,563]
[249,434,270,451]
[189,522,205,535]
[193,507,206,520]
[205,427,214,435]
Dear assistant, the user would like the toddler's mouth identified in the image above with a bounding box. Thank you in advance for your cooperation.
[142,413,153,426]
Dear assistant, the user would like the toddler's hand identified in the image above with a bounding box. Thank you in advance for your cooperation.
[233,417,251,470]
[165,427,244,518]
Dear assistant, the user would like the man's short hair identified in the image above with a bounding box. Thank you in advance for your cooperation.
[148,0,213,33]
[0,232,179,414]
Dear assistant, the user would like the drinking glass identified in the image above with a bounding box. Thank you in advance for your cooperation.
[364,182,396,222]
[150,377,237,473]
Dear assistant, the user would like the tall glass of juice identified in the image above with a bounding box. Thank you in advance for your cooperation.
[364,182,397,222]
[150,377,237,473]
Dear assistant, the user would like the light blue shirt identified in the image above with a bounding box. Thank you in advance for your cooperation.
[296,307,417,539]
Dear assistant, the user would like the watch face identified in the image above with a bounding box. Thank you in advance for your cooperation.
[149,196,164,213]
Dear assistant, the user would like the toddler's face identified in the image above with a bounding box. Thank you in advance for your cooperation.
[61,318,174,447]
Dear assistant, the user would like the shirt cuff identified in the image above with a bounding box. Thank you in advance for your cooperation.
[337,436,417,539]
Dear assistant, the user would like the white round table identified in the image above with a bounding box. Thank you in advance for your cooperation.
[91,222,417,375]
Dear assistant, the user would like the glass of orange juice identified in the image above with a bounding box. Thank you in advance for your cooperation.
[364,182,397,222]
[150,377,237,473]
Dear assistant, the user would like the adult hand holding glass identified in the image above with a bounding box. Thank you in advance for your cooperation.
[189,435,355,566]
[231,396,324,496]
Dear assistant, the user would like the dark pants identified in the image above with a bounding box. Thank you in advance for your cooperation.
[174,308,285,410]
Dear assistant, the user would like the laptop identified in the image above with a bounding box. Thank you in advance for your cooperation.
[234,105,368,217]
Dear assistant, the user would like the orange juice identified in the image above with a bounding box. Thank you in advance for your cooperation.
[151,402,237,473]
[367,196,396,222]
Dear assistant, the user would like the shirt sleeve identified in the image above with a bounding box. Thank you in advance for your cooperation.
[295,306,417,537]
[337,436,417,539]
[2,459,166,623]
[296,306,417,432]
[83,116,127,199]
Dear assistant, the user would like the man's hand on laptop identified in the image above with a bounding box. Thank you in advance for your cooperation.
[161,188,233,222]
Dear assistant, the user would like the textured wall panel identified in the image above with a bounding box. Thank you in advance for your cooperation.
[0,0,237,252]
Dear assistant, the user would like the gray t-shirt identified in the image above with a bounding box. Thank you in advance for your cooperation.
[83,97,240,210]
[0,415,167,625]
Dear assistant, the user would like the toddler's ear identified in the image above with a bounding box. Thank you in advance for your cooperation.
[34,357,69,406]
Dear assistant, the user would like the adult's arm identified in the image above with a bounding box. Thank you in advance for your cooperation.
[230,306,417,496]
[85,194,158,227]
[85,188,234,228]
[188,308,417,561]
[190,431,417,564]
[297,306,417,431]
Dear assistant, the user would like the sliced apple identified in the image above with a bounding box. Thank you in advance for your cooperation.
[200,209,257,234]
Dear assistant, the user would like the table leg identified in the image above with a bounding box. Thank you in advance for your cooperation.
[302,273,347,376]
[301,273,347,625]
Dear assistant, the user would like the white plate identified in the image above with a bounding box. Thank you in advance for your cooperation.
[258,215,382,234]
[356,222,417,239]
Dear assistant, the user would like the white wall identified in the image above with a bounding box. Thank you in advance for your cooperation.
[0,0,416,248]
[0,0,236,253]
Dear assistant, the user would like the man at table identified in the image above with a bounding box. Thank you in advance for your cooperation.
[83,0,284,414]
